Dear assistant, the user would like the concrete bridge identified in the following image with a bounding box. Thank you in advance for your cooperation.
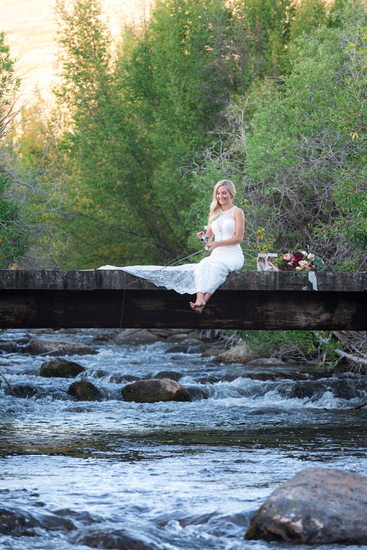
[0,269,366,330]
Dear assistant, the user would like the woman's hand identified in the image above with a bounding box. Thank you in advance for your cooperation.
[205,241,218,251]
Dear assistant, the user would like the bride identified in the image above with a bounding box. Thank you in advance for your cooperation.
[99,179,245,313]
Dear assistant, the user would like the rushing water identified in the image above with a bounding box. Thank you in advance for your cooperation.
[0,328,366,550]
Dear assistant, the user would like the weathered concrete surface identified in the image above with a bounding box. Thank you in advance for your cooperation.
[245,467,367,545]
[0,270,366,329]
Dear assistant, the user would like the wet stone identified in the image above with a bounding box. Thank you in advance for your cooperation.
[186,386,209,400]
[115,329,159,344]
[9,384,40,399]
[0,508,41,536]
[247,357,286,366]
[74,528,155,549]
[68,380,103,401]
[90,329,120,340]
[198,376,220,384]
[165,329,202,342]
[214,343,256,363]
[23,338,97,356]
[165,343,207,354]
[245,467,367,545]
[0,506,75,536]
[165,343,190,353]
[288,380,324,400]
[0,342,19,353]
[108,373,141,384]
[154,370,183,381]
[40,357,86,378]
[122,378,191,403]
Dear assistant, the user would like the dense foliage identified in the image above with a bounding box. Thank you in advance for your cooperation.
[0,32,25,266]
[0,33,64,268]
[188,1,367,269]
[1,0,366,271]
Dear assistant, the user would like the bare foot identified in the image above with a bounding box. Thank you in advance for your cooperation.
[189,300,206,314]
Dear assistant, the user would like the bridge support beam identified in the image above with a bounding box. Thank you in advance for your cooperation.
[0,270,366,330]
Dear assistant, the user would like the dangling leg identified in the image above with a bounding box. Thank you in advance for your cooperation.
[203,292,212,304]
[190,292,205,312]
[189,292,212,313]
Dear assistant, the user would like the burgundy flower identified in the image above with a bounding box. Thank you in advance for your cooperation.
[293,252,304,261]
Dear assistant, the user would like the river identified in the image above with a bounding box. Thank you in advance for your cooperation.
[0,328,366,549]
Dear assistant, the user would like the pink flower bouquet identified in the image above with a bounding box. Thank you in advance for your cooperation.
[277,250,324,272]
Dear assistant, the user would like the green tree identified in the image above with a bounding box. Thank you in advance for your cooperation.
[188,1,367,269]
[244,13,367,268]
[116,0,245,257]
[0,32,25,266]
[54,0,138,267]
[0,172,25,267]
[0,32,65,268]
[289,0,327,41]
[234,0,295,79]
[54,0,248,267]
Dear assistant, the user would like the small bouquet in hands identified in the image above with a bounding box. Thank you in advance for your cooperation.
[278,250,324,272]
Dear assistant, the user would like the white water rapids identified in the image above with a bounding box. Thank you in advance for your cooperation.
[0,329,366,549]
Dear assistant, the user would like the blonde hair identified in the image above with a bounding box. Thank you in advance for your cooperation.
[208,180,236,227]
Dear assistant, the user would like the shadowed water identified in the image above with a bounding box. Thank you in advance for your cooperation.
[0,329,366,549]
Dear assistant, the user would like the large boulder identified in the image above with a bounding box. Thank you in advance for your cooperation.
[214,343,256,363]
[23,338,97,356]
[245,467,367,545]
[67,381,103,401]
[122,378,191,403]
[40,358,86,378]
[115,329,159,345]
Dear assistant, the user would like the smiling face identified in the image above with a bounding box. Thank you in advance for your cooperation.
[216,185,233,209]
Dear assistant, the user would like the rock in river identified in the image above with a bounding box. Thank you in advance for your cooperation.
[245,467,367,544]
[23,338,97,356]
[153,370,183,381]
[122,378,191,403]
[40,358,86,378]
[68,381,103,401]
[214,342,256,363]
[74,528,154,549]
[115,329,159,344]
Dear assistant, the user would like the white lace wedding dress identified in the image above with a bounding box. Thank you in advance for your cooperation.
[99,206,244,295]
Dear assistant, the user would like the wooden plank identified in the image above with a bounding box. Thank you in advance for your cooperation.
[0,287,366,329]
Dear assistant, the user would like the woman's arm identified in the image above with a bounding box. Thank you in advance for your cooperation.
[206,208,244,250]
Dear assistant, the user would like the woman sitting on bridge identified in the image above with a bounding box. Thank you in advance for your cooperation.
[99,180,245,313]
